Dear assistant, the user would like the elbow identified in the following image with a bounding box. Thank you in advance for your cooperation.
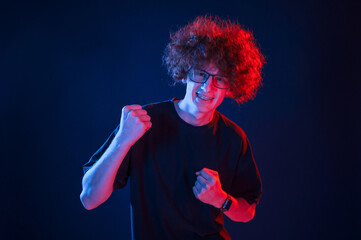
[80,190,97,210]
[80,173,102,210]
[243,207,256,222]
[241,210,255,223]
[233,206,256,223]
[80,185,112,210]
[241,202,256,222]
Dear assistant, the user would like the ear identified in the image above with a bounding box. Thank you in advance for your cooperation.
[181,78,187,84]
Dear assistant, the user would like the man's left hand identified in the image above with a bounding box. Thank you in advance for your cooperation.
[192,168,227,208]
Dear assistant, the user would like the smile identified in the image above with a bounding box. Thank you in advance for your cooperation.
[196,92,214,101]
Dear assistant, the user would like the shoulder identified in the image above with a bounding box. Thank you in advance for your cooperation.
[217,112,254,158]
[141,99,175,120]
[217,112,249,143]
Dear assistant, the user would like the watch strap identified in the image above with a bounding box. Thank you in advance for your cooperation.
[220,195,232,212]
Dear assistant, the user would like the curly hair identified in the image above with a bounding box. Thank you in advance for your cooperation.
[163,15,265,104]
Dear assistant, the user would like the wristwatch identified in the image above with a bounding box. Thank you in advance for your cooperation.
[220,195,232,212]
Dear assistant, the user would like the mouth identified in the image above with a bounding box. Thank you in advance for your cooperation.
[196,92,215,101]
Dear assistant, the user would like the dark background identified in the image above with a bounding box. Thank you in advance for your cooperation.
[1,0,360,239]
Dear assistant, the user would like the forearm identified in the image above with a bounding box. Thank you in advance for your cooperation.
[222,195,256,222]
[80,134,131,210]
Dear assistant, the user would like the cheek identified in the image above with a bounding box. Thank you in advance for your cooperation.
[215,91,226,105]
[217,90,226,99]
[191,84,201,95]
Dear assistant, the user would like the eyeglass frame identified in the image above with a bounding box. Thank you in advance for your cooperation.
[187,68,231,89]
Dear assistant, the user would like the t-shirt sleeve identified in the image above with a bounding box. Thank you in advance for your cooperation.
[229,135,262,205]
[82,125,131,190]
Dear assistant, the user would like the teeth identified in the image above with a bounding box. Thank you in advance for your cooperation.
[197,93,213,101]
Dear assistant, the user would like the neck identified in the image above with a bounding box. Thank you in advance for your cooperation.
[174,99,215,126]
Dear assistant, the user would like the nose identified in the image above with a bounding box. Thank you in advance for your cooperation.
[200,76,215,91]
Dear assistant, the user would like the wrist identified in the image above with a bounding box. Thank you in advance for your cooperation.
[220,194,233,213]
[214,191,228,208]
[114,132,134,149]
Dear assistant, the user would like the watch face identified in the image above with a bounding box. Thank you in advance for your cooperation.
[225,197,232,210]
[221,196,232,212]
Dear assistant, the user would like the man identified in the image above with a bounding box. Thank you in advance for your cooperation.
[81,16,264,239]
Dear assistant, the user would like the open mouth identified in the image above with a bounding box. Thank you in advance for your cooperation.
[196,92,214,101]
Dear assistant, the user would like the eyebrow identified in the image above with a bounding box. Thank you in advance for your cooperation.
[199,69,226,77]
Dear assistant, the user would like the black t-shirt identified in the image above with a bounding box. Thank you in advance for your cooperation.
[83,98,262,240]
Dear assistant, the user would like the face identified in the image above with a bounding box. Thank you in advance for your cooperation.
[183,62,230,114]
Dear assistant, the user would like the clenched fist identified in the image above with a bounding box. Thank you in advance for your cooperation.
[116,104,152,147]
[193,168,227,208]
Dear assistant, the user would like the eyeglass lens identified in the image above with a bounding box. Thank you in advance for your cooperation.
[191,70,229,89]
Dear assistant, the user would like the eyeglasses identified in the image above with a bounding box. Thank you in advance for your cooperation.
[188,69,230,89]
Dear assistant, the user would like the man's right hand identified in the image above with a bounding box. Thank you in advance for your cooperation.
[117,105,152,146]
